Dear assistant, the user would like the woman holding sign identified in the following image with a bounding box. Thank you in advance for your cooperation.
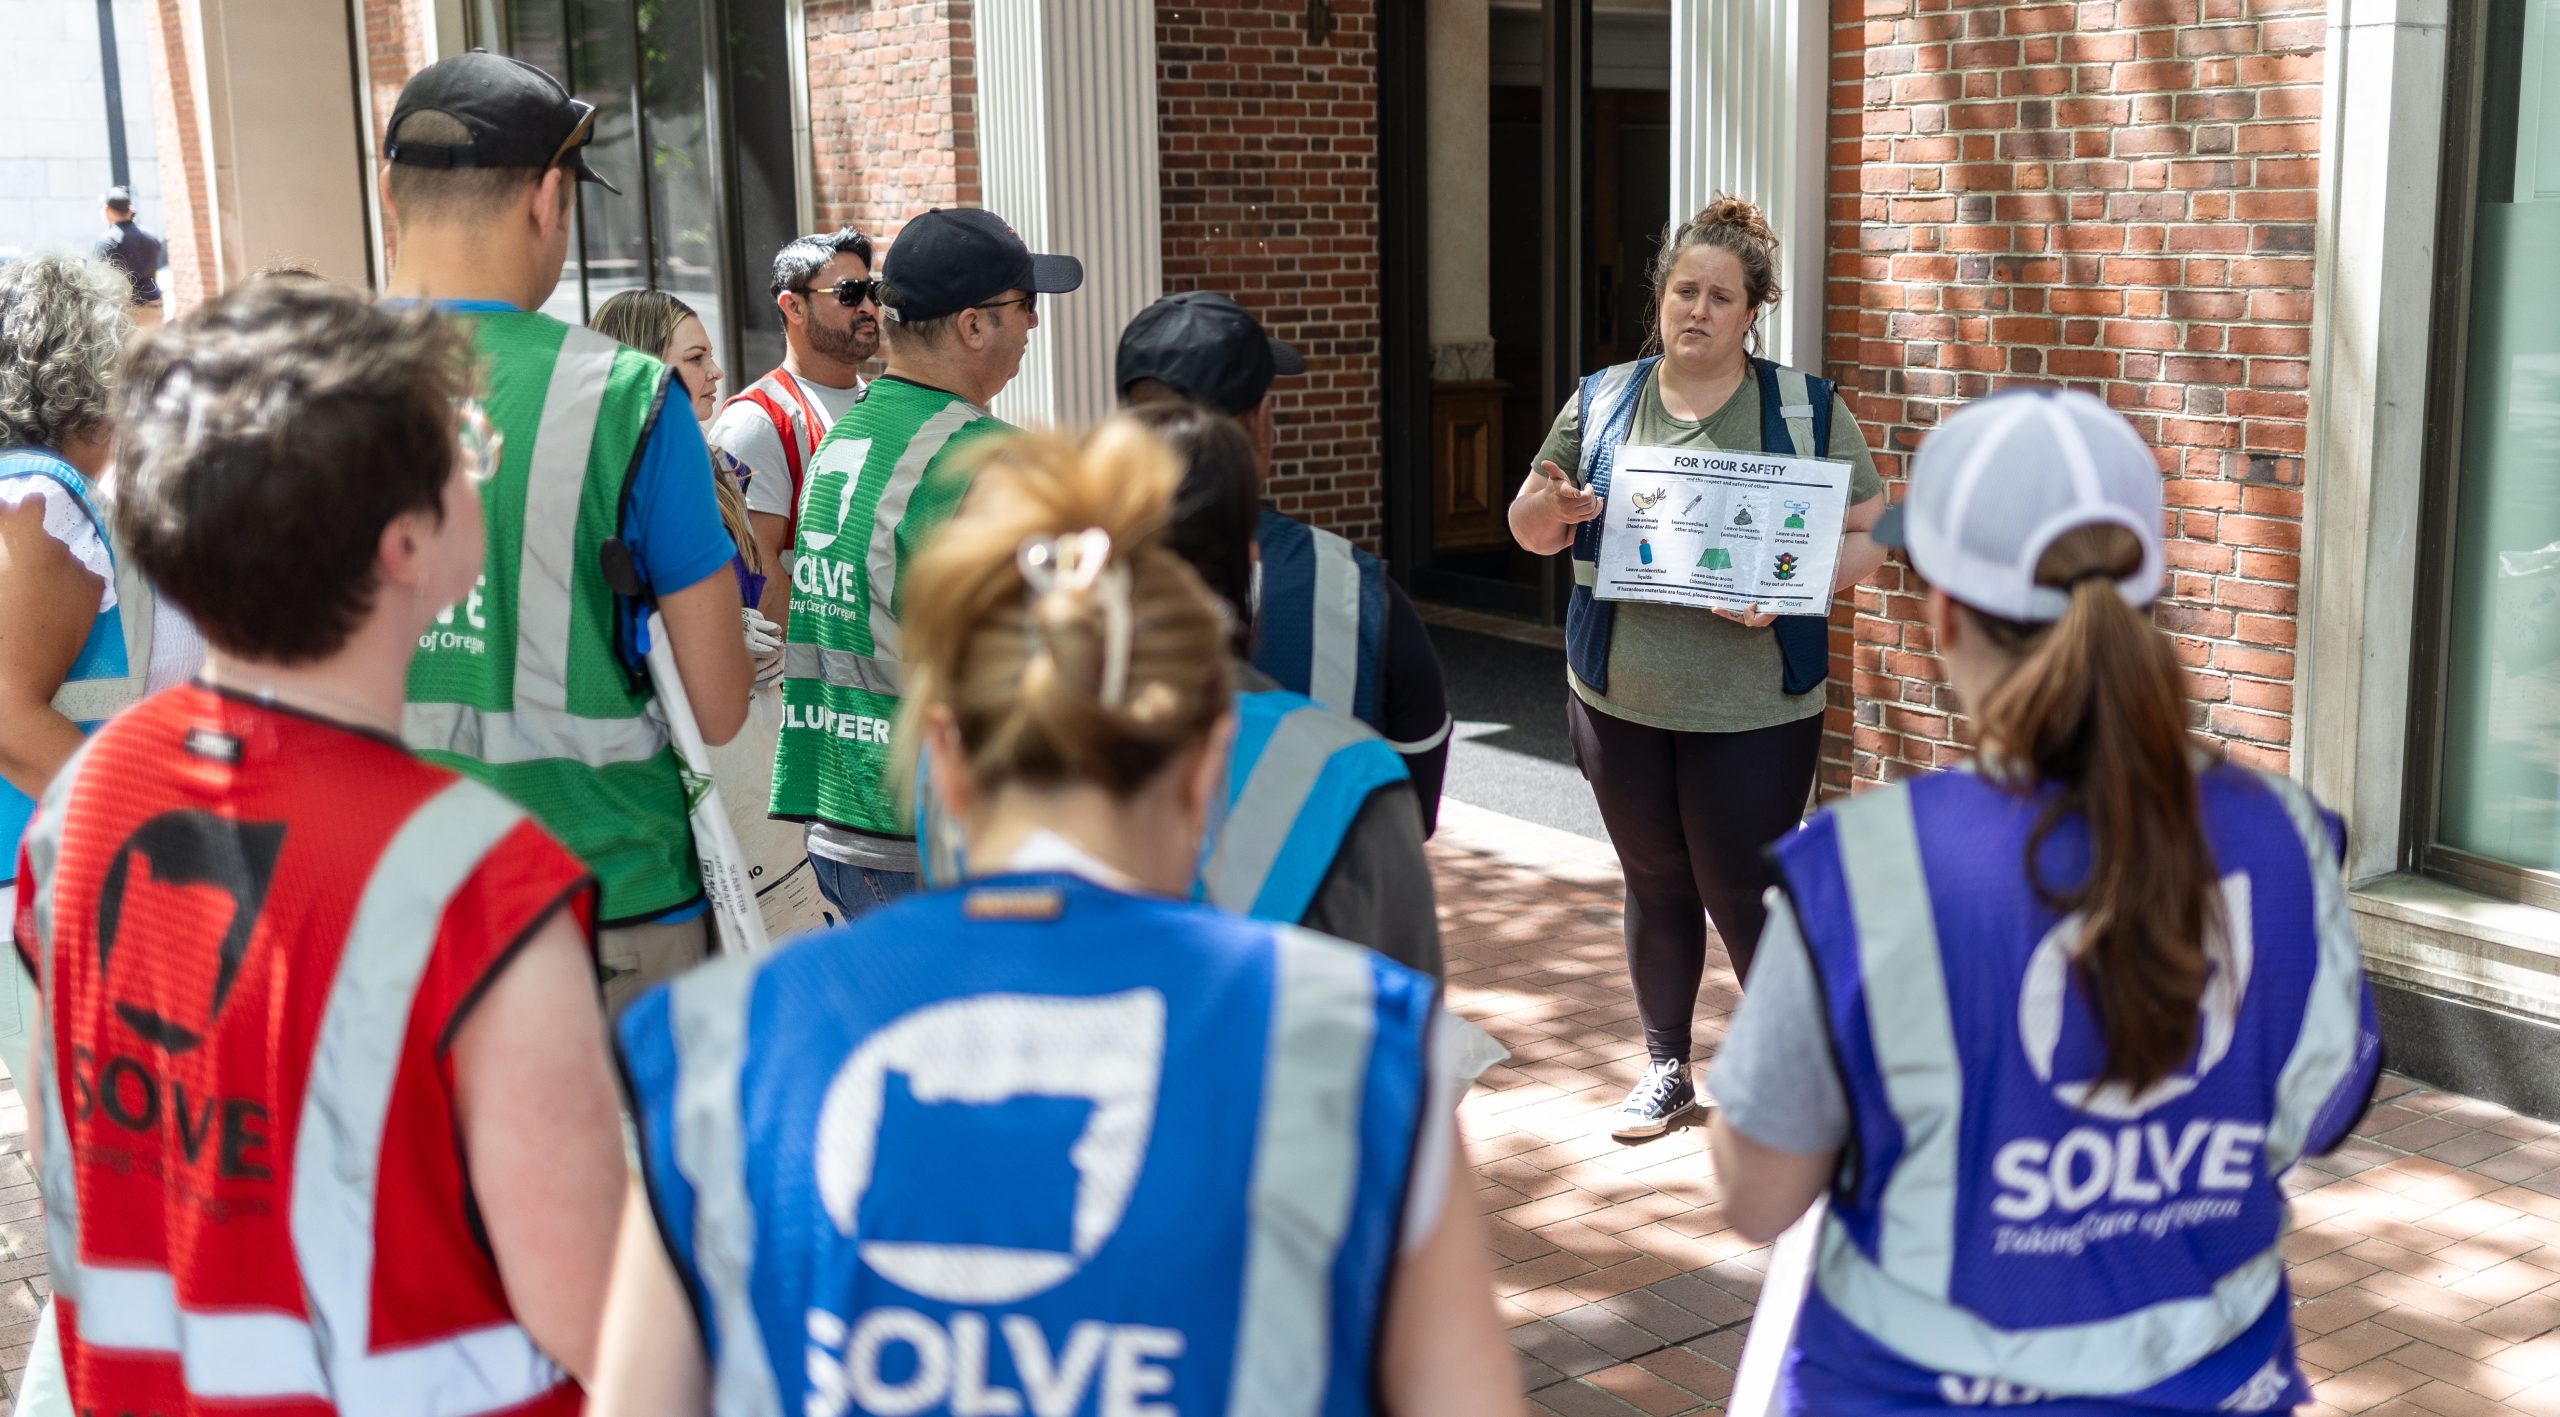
[1508,195,1886,1139]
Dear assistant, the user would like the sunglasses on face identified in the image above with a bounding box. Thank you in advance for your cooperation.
[795,277,881,308]
[974,294,1036,318]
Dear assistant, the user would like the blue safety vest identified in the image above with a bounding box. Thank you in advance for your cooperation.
[1768,762,2379,1414]
[618,874,1435,1417]
[1566,356,1834,697]
[1202,689,1411,925]
[919,690,1410,931]
[0,449,151,885]
[1254,509,1387,730]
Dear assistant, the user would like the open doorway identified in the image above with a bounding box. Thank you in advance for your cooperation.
[1384,0,1670,621]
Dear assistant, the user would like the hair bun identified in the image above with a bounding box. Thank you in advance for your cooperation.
[1696,194,1777,247]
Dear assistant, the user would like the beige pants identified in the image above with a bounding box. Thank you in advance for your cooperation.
[598,915,711,1014]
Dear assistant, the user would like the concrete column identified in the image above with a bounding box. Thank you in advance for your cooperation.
[974,3,1163,428]
[197,0,372,287]
[1426,0,1492,383]
[2295,0,2452,884]
[1669,0,1826,368]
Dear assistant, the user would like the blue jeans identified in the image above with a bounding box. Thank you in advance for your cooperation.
[810,856,918,922]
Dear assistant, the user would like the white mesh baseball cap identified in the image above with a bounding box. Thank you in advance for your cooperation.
[1872,387,2166,623]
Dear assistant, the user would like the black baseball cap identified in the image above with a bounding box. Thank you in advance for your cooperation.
[1115,292,1307,415]
[878,208,1082,323]
[385,51,621,195]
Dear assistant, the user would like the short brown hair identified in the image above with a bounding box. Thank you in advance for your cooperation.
[112,281,471,664]
[384,110,565,220]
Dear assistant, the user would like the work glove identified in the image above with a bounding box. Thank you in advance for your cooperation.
[742,607,783,657]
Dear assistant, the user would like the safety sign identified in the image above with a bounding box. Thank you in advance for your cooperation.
[1593,444,1853,614]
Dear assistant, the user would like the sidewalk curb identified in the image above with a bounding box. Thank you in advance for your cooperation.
[1435,798,1623,894]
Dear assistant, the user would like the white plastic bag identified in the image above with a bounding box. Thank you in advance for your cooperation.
[643,611,771,956]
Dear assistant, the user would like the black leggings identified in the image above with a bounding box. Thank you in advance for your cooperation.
[1567,696,1825,1064]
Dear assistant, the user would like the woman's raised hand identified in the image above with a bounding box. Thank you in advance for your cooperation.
[1541,461,1603,525]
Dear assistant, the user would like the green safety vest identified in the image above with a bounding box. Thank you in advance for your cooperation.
[769,376,1008,837]
[403,309,700,923]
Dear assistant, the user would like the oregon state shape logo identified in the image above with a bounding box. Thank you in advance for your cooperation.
[797,436,874,553]
[2018,872,2254,1120]
[814,988,1165,1305]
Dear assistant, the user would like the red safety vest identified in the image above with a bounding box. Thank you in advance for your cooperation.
[725,367,835,545]
[11,684,594,1416]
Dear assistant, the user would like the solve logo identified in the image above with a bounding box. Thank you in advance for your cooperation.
[96,812,287,1054]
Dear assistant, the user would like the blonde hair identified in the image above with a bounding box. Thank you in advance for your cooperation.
[898,418,1236,799]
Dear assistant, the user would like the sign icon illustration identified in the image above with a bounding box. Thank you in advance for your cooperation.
[1698,547,1732,571]
[1638,538,1654,565]
[1629,488,1667,514]
[1732,505,1754,527]
[1784,500,1812,529]
[1773,553,1799,581]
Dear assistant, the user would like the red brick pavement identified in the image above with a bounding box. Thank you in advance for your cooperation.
[1429,801,2560,1417]
[4,806,2558,1411]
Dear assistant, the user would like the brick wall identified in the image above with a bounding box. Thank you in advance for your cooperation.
[1825,0,2323,789]
[1157,0,1384,549]
[360,0,433,270]
[141,0,215,312]
[806,0,979,243]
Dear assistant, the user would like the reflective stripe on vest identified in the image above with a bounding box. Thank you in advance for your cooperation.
[780,639,902,696]
[863,399,980,663]
[1203,694,1409,925]
[1253,512,1387,728]
[27,778,567,1413]
[1802,775,2362,1394]
[657,918,1386,1415]
[669,955,783,1417]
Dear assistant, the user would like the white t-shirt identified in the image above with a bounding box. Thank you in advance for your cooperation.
[0,472,206,693]
[707,369,864,520]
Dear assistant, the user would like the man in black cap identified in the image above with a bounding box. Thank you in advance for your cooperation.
[1119,292,1451,832]
[770,207,1082,918]
[93,187,163,325]
[380,52,750,1008]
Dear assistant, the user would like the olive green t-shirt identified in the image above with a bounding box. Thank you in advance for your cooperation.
[1536,366,1885,734]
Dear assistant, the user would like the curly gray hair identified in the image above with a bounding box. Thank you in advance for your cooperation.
[0,253,133,451]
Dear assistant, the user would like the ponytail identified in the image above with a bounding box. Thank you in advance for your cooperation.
[896,418,1236,801]
[1967,524,2219,1095]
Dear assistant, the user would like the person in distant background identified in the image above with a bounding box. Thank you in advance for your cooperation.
[93,188,164,327]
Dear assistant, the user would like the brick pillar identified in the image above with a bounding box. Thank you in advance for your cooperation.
[804,0,980,242]
[142,0,216,313]
[1156,0,1385,550]
[1825,0,2323,789]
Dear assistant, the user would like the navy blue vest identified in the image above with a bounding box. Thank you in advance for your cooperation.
[619,875,1435,1417]
[1565,357,1834,698]
[1767,763,2379,1413]
[1254,509,1387,730]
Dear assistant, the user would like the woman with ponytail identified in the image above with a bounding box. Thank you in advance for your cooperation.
[592,419,1520,1417]
[1706,389,2380,1415]
[1509,194,1890,1138]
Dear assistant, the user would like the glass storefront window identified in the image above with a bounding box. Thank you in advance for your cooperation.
[2435,0,2560,888]
[496,0,803,376]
